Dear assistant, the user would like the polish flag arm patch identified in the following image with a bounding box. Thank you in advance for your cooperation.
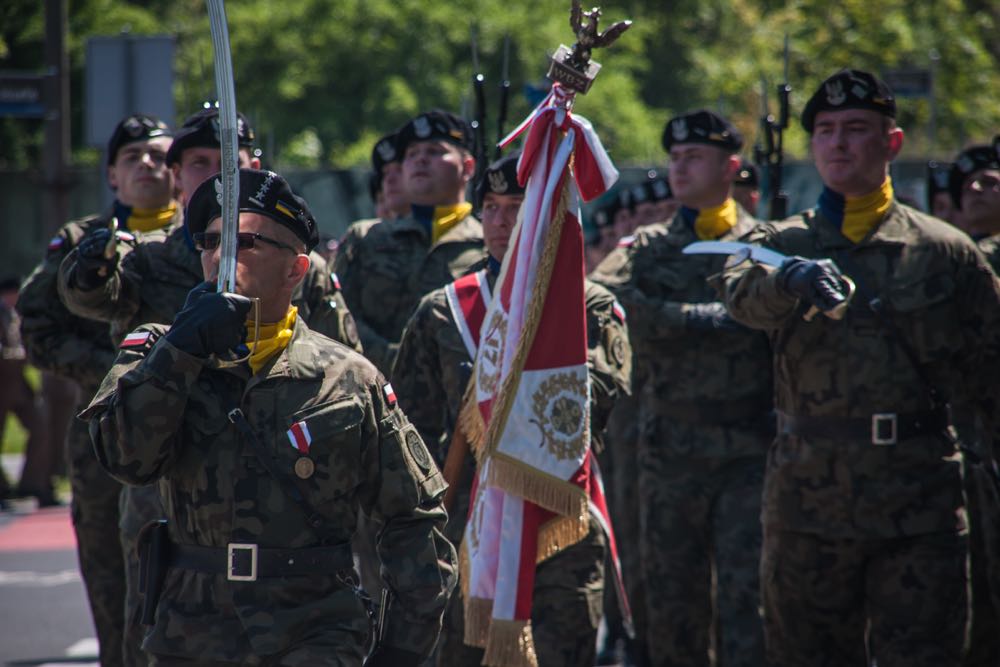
[612,300,626,325]
[330,272,342,290]
[287,420,312,453]
[383,383,397,407]
[120,331,157,349]
[47,236,64,252]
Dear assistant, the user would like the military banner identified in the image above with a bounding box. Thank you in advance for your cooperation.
[460,82,619,666]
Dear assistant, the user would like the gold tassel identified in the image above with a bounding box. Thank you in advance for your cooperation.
[464,596,493,648]
[536,514,589,563]
[487,455,587,519]
[459,538,470,600]
[483,619,538,667]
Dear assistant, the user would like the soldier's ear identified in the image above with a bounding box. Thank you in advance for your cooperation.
[461,152,476,183]
[887,127,904,159]
[107,164,119,191]
[287,253,310,287]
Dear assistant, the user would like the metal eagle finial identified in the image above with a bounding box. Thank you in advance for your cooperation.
[568,0,632,69]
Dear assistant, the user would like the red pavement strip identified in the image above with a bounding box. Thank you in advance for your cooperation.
[0,506,77,552]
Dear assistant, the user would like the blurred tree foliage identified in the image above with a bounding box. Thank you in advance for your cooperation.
[1,0,998,170]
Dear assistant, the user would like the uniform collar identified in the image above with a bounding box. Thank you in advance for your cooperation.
[810,200,906,249]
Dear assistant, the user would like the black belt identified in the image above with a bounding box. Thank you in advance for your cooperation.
[777,409,949,446]
[170,542,354,582]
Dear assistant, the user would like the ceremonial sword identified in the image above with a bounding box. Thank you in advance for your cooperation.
[682,240,855,321]
[206,0,259,364]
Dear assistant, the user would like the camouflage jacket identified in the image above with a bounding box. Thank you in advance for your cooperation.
[334,213,485,375]
[81,318,456,660]
[591,204,773,458]
[17,210,144,393]
[58,221,362,351]
[721,202,1000,538]
[391,261,632,544]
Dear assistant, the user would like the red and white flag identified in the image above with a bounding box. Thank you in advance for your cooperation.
[286,420,312,454]
[461,84,629,666]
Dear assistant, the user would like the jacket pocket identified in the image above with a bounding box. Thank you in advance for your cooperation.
[283,397,366,500]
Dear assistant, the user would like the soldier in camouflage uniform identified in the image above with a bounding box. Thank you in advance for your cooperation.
[370,130,409,222]
[947,143,1000,666]
[594,109,772,667]
[720,69,1000,666]
[391,153,632,666]
[82,168,456,666]
[335,110,485,376]
[58,107,361,665]
[16,113,177,665]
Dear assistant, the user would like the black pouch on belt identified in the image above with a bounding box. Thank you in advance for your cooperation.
[137,519,171,626]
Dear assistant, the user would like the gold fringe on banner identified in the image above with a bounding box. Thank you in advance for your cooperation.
[536,513,589,563]
[459,538,470,600]
[483,619,538,667]
[464,596,494,648]
[488,454,587,519]
[457,379,487,462]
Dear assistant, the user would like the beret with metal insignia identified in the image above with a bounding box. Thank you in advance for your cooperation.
[475,151,523,207]
[166,103,256,166]
[396,109,474,155]
[948,145,1000,208]
[371,131,402,175]
[649,175,673,201]
[107,113,172,165]
[734,159,759,188]
[801,69,896,133]
[662,109,743,153]
[925,160,951,208]
[185,168,319,251]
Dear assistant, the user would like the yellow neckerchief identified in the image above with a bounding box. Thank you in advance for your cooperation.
[431,202,473,244]
[692,198,738,240]
[127,201,178,233]
[247,306,297,374]
[818,178,894,243]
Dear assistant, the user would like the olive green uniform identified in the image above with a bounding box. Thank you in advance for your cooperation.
[721,202,1000,666]
[82,318,456,664]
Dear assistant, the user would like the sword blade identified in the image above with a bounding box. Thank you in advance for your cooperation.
[682,240,788,267]
[207,0,240,294]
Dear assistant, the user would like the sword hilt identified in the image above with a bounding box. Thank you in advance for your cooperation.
[803,275,856,322]
[213,296,261,368]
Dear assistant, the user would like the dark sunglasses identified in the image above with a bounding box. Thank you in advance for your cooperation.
[193,231,298,253]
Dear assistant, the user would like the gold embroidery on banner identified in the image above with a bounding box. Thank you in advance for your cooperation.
[530,371,587,461]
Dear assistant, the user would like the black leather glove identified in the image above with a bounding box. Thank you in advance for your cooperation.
[164,281,251,357]
[364,645,423,667]
[683,301,747,332]
[777,256,848,312]
[73,228,118,290]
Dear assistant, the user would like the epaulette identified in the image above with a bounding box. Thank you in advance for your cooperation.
[119,329,158,352]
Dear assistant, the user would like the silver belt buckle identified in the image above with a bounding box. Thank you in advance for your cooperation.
[871,413,897,446]
[228,543,258,581]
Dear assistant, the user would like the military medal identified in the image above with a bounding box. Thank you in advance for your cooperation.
[294,457,315,479]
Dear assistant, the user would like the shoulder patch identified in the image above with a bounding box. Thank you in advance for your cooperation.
[617,234,635,248]
[120,330,158,351]
[330,271,341,290]
[46,236,64,252]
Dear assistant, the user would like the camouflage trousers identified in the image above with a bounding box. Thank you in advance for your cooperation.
[637,440,766,667]
[602,392,649,664]
[121,484,167,666]
[437,514,606,667]
[761,527,968,667]
[964,460,1000,666]
[66,411,126,667]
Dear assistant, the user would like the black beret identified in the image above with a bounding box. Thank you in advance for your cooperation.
[475,152,523,207]
[185,168,319,252]
[166,104,256,166]
[801,69,896,133]
[948,145,1000,208]
[735,160,759,188]
[925,161,951,209]
[107,114,172,165]
[662,109,743,153]
[371,131,402,175]
[396,109,474,155]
